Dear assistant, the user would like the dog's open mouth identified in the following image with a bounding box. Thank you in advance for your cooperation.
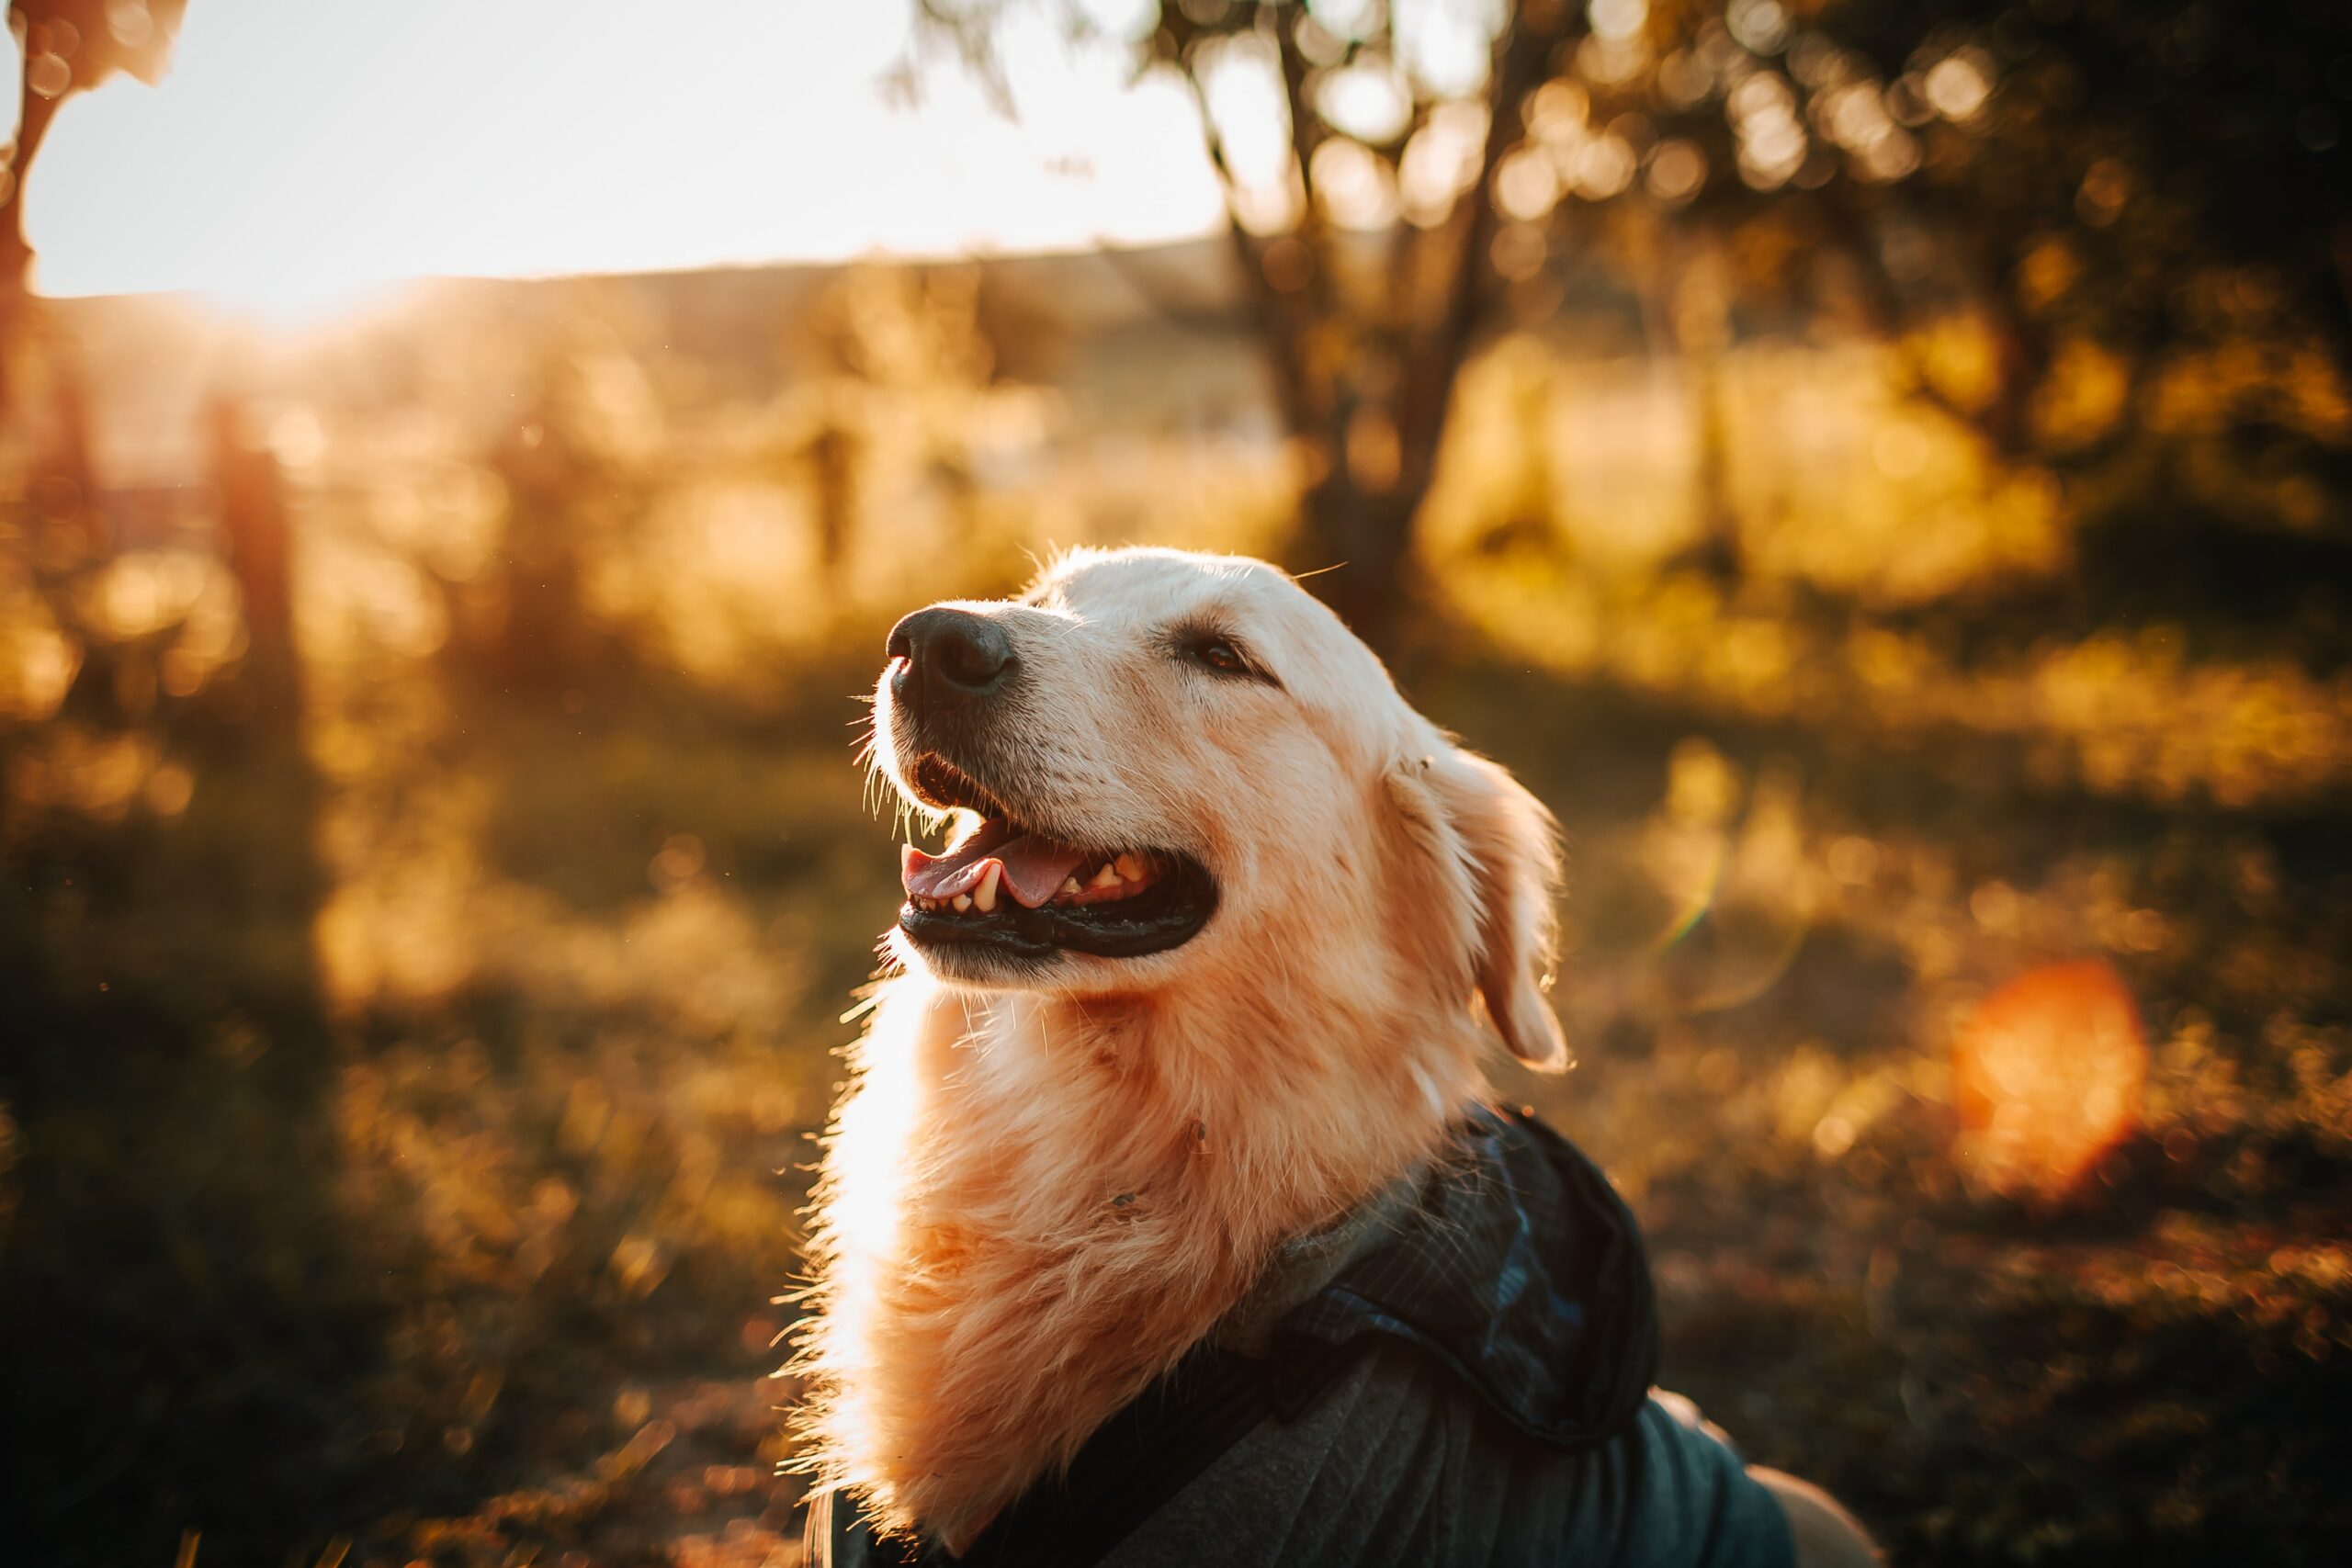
[895,753,1216,961]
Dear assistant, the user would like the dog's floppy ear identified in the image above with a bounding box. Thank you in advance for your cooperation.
[1389,745,1570,1071]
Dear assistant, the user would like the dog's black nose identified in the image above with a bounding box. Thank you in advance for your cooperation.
[887,607,1016,713]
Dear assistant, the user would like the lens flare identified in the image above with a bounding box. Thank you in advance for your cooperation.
[1951,960,2146,1202]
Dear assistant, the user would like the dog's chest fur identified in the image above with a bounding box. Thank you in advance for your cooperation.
[794,976,1477,1551]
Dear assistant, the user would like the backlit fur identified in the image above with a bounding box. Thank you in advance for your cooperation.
[788,548,1567,1550]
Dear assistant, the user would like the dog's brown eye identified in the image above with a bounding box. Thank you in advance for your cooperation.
[1194,637,1246,674]
[1170,624,1275,686]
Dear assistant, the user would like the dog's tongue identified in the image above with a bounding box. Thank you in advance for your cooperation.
[901,820,1091,908]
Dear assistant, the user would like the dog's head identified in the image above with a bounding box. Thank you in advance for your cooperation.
[869,547,1567,1069]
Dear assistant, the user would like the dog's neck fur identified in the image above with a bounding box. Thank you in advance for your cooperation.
[794,954,1484,1551]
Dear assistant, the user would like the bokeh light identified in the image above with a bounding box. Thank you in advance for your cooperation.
[1952,961,2148,1202]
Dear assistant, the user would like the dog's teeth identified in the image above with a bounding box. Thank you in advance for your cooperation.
[952,893,973,912]
[1090,863,1121,889]
[1059,876,1081,897]
[974,863,1001,912]
[1114,853,1142,881]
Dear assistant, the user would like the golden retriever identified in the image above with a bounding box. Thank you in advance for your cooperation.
[790,547,1874,1566]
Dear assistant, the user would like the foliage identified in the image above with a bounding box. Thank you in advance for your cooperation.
[914,0,2352,652]
[1553,0,2352,504]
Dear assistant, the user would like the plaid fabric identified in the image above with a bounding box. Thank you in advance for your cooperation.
[1266,1101,1658,1451]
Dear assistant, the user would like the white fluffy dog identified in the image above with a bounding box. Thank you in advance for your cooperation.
[791,548,1874,1568]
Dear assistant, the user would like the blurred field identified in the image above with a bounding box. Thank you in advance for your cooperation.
[3,249,2349,1567]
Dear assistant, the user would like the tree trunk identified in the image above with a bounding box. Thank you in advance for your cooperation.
[0,75,66,412]
[1668,237,1742,582]
[1293,468,1419,661]
[209,394,308,766]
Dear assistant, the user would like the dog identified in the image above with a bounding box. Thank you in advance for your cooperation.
[792,547,1876,1566]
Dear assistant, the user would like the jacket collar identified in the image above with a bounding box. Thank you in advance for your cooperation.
[1265,1102,1658,1450]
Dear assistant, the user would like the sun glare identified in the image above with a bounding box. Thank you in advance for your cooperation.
[24,0,1227,310]
[190,266,410,333]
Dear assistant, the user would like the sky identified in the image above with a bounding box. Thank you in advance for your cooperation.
[18,0,1232,310]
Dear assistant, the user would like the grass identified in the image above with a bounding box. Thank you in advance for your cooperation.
[4,307,2349,1563]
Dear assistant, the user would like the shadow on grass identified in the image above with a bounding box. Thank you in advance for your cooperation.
[0,729,399,1567]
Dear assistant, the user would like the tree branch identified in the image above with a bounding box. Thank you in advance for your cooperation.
[1271,8,1343,336]
[1393,1,1566,481]
[1184,63,1317,443]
